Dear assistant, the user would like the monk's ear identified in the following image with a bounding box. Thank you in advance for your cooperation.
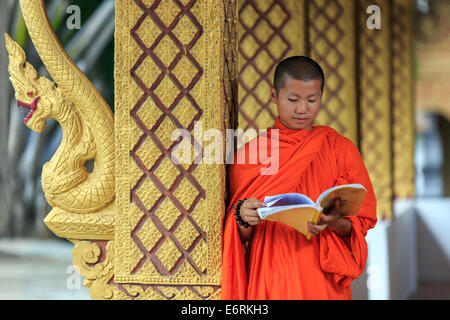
[270,87,277,104]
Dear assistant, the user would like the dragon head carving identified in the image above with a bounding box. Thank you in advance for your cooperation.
[5,33,70,133]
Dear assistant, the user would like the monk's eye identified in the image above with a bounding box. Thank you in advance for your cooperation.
[288,98,297,102]
[308,100,317,103]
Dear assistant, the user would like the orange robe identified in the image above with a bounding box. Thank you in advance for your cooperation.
[220,117,377,300]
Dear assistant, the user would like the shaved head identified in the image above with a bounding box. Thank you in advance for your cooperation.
[273,56,325,93]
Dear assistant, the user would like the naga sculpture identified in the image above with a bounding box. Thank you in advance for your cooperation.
[4,0,119,299]
[5,0,115,214]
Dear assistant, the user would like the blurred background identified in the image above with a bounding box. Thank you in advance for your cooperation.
[0,0,448,299]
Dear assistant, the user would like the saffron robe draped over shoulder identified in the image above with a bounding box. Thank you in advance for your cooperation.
[220,117,377,300]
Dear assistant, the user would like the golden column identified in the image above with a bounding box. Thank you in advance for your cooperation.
[114,0,237,299]
[238,0,306,145]
[391,0,416,199]
[357,0,393,219]
[5,0,237,300]
[308,0,358,143]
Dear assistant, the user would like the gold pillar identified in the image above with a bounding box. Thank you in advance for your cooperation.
[391,0,415,199]
[308,0,358,143]
[357,0,393,219]
[238,0,306,145]
[114,0,236,299]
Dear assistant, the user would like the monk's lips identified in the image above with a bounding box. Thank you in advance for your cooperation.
[17,96,39,124]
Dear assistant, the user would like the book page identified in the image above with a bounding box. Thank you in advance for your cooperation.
[316,184,367,216]
[263,193,315,207]
[264,207,320,240]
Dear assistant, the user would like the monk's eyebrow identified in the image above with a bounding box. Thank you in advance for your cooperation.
[288,91,320,98]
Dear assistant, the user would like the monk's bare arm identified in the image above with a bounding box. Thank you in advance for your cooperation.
[327,217,352,237]
[237,224,253,243]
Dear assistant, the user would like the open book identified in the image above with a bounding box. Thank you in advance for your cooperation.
[256,184,367,240]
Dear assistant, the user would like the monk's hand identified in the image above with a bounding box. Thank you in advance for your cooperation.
[320,198,342,225]
[307,198,342,237]
[240,198,265,226]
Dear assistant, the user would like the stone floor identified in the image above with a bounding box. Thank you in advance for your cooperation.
[0,238,448,300]
[0,239,90,300]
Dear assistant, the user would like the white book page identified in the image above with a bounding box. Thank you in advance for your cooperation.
[264,193,315,207]
[257,193,316,219]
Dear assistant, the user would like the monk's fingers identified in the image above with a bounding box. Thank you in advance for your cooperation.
[308,222,327,235]
[319,213,337,224]
[242,215,261,226]
[323,197,341,214]
[333,198,342,214]
[335,198,341,208]
[243,198,259,207]
[241,209,261,225]
[246,218,261,226]
[241,207,260,218]
[243,198,266,209]
[329,208,342,220]
[307,222,320,236]
[307,222,316,234]
[321,208,341,223]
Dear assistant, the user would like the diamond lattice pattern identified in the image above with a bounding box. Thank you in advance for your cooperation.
[129,0,207,277]
[238,0,291,145]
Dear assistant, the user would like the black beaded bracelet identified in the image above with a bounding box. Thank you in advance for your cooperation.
[234,198,250,228]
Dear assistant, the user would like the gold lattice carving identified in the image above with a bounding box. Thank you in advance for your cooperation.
[237,0,357,144]
[392,0,415,199]
[308,0,358,143]
[71,239,221,300]
[358,0,393,219]
[238,0,306,145]
[114,0,232,294]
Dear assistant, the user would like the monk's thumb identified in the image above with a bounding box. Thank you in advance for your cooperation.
[335,198,341,207]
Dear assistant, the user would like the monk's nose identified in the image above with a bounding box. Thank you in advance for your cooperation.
[296,100,308,114]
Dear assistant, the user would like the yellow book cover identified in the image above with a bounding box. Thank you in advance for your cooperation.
[256,184,367,240]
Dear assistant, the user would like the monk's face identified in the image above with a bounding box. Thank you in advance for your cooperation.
[271,77,322,130]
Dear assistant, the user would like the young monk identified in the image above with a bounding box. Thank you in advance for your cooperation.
[220,56,377,300]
